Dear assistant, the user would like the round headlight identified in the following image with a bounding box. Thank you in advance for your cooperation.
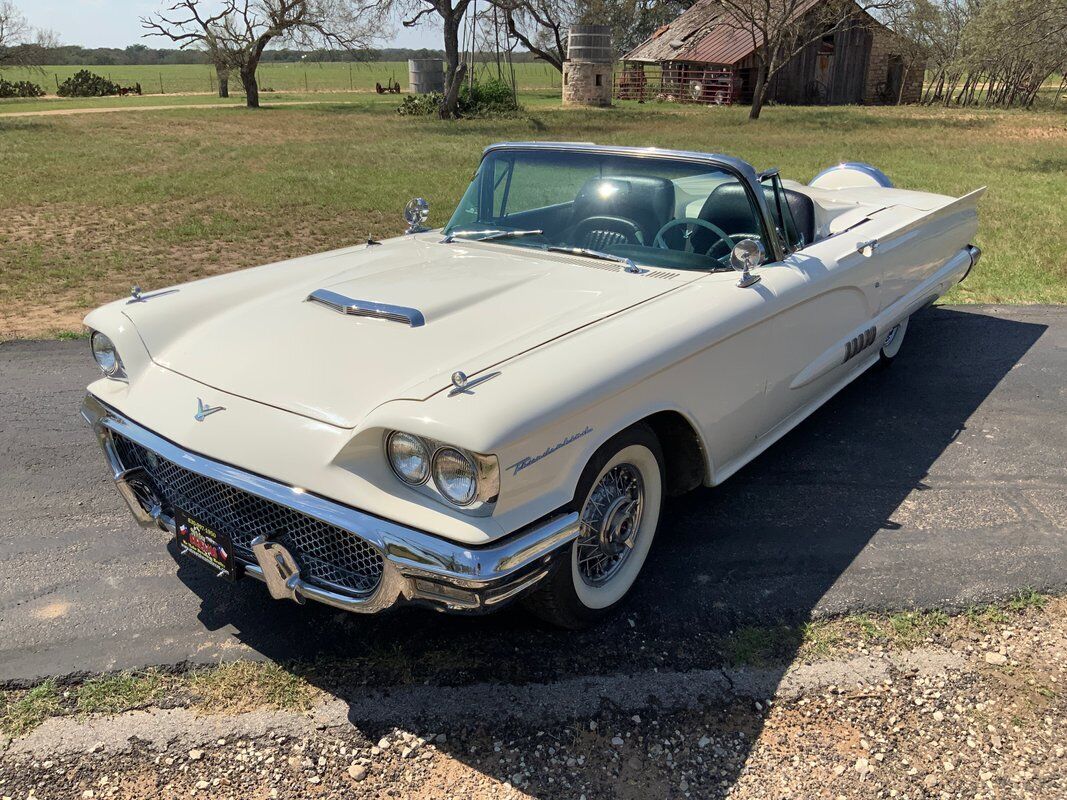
[432,447,478,506]
[90,331,122,377]
[386,431,430,485]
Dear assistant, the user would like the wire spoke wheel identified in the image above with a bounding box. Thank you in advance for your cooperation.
[575,463,645,587]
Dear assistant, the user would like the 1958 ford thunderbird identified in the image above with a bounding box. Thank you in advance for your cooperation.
[82,142,983,627]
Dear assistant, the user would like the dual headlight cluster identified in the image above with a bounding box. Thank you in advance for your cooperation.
[90,331,127,381]
[386,431,498,509]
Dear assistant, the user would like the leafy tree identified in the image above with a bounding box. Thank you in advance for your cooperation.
[918,0,1066,108]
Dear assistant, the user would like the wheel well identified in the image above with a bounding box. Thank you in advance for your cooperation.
[640,411,707,497]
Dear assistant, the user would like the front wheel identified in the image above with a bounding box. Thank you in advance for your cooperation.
[523,424,664,629]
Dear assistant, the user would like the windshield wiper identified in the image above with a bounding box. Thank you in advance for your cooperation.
[546,245,643,274]
[442,229,543,243]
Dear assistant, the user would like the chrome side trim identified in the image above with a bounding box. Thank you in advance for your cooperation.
[81,395,580,614]
[307,289,426,328]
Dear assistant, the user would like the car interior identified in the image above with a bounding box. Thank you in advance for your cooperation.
[446,155,839,272]
[541,174,818,271]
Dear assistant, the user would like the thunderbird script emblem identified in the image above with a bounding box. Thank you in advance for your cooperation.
[194,398,225,422]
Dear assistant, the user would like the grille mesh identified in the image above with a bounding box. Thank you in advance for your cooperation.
[111,433,384,596]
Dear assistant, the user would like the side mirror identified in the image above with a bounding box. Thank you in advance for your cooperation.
[404,197,430,234]
[731,239,765,288]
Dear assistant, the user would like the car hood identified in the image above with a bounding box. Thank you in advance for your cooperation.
[123,236,696,428]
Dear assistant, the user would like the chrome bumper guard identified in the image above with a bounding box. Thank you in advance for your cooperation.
[81,394,580,614]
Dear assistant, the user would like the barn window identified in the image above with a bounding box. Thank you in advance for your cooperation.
[595,74,603,86]
[564,72,568,86]
[819,34,835,54]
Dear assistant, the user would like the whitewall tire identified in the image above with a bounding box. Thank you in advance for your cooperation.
[523,424,664,628]
[879,316,909,365]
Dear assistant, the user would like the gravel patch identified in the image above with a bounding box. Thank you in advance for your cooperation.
[2,598,1063,799]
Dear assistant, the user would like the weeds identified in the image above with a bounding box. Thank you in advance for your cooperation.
[1,680,62,737]
[76,671,166,714]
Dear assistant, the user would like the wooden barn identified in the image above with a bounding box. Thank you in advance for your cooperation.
[618,0,923,106]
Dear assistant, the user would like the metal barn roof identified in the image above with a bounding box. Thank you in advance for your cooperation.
[624,0,835,66]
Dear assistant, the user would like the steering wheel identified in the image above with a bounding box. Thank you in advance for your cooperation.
[569,215,644,249]
[653,218,735,258]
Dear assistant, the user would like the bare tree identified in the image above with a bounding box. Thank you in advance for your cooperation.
[489,0,572,71]
[881,0,938,103]
[386,0,473,118]
[0,0,57,69]
[142,0,379,108]
[709,0,900,119]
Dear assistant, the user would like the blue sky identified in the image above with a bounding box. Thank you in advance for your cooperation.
[20,0,442,50]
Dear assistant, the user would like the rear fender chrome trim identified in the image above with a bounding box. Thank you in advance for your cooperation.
[81,394,580,614]
[307,289,426,328]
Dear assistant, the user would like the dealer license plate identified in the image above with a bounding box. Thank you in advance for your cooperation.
[176,512,237,581]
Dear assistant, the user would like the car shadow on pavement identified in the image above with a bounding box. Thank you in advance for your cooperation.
[174,305,1048,798]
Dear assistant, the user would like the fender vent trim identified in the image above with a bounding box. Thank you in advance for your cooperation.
[844,326,877,362]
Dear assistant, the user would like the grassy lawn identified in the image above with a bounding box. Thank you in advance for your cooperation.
[0,91,1064,338]
[0,60,561,98]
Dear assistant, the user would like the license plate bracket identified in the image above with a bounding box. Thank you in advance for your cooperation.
[176,512,237,581]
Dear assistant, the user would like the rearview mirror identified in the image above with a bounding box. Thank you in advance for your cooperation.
[731,239,764,288]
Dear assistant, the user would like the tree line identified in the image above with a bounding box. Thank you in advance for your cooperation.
[3,43,547,67]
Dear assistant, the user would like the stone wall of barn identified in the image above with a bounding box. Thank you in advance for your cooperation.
[864,27,924,104]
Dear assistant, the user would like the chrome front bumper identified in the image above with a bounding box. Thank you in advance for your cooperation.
[81,394,580,614]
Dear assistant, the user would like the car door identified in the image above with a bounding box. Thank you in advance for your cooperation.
[754,180,884,438]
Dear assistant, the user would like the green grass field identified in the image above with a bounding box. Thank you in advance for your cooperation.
[0,90,1064,338]
[2,60,561,95]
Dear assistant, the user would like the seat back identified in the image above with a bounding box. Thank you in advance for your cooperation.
[568,176,676,246]
[782,188,815,248]
[694,181,764,253]
[698,182,817,252]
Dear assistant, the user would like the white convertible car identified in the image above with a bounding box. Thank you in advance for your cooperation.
[82,142,982,627]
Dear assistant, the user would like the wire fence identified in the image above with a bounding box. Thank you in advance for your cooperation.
[21,62,563,97]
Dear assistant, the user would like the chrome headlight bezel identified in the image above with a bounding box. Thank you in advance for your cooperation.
[90,330,127,381]
[383,431,499,515]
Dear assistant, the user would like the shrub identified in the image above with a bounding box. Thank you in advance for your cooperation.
[57,70,122,97]
[0,78,45,98]
[460,77,521,116]
[397,77,522,118]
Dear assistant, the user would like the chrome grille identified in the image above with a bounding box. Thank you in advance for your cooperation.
[110,433,384,596]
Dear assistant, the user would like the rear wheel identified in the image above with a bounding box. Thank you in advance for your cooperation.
[523,424,664,629]
[879,316,909,366]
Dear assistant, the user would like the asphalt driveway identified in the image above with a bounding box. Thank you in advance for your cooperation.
[1,304,1064,683]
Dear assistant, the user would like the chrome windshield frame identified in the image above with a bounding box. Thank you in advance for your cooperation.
[477,142,784,263]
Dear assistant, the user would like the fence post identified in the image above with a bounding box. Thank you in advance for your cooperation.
[159,73,164,94]
[55,73,60,91]
[304,70,308,92]
[349,63,353,90]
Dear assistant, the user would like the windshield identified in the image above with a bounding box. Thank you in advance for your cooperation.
[443,149,769,271]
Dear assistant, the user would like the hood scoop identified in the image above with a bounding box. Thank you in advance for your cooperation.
[307,288,426,327]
